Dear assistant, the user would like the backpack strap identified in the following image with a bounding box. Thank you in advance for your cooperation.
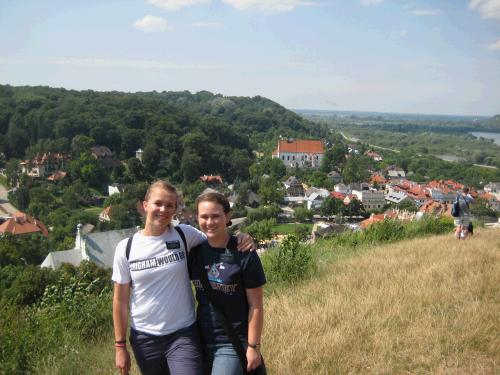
[174,225,188,254]
[196,247,250,374]
[125,234,134,261]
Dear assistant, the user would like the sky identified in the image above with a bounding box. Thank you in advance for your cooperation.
[0,0,499,117]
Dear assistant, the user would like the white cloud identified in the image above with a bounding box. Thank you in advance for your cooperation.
[192,21,221,27]
[469,0,500,20]
[411,9,442,16]
[133,15,173,32]
[487,39,500,49]
[148,0,210,11]
[221,0,312,12]
[360,0,383,6]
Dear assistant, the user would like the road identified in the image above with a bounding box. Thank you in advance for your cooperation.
[0,180,17,216]
[339,131,400,153]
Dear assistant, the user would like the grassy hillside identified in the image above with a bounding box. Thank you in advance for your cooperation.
[264,229,499,374]
[34,229,499,375]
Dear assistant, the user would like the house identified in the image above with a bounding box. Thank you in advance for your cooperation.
[272,139,324,168]
[99,206,113,222]
[47,170,67,182]
[347,144,360,155]
[387,169,406,179]
[352,189,386,210]
[480,192,500,212]
[108,183,125,196]
[199,175,223,186]
[327,170,342,184]
[41,224,138,269]
[371,173,387,187]
[385,188,408,205]
[284,176,305,197]
[20,152,71,178]
[334,183,351,195]
[426,188,456,204]
[419,200,451,216]
[484,182,500,193]
[0,211,49,237]
[91,146,122,169]
[311,222,347,242]
[330,191,346,201]
[365,150,383,162]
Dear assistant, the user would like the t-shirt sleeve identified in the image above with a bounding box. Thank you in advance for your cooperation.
[112,238,131,284]
[179,224,207,253]
[241,251,266,289]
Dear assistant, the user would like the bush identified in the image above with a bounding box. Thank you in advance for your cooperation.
[265,234,315,284]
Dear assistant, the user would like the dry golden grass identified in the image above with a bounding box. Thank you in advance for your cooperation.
[262,229,500,374]
[44,229,498,375]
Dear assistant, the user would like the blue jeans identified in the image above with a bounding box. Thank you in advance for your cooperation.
[130,324,203,375]
[206,343,244,375]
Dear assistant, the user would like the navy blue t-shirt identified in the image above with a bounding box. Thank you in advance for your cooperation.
[188,236,266,345]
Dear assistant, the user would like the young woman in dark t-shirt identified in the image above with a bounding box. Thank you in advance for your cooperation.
[189,192,266,374]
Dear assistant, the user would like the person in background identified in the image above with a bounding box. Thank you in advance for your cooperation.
[454,186,474,240]
[189,191,266,375]
[112,181,254,375]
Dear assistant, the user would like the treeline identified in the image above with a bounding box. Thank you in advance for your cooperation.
[0,84,328,183]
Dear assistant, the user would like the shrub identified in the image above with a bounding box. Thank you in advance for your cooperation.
[266,234,315,284]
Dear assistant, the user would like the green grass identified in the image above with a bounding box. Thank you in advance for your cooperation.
[0,174,7,187]
[271,223,313,234]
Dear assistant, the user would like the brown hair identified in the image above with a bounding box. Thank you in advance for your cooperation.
[145,180,178,205]
[462,187,470,194]
[195,191,231,214]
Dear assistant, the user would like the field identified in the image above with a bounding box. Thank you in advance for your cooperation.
[36,228,500,375]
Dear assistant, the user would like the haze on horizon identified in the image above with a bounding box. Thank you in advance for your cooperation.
[0,0,499,117]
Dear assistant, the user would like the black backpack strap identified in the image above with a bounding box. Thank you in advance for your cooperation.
[174,225,188,254]
[125,234,134,261]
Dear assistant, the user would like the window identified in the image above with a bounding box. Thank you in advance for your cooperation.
[282,156,284,160]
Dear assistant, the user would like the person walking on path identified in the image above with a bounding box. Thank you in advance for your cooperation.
[112,181,254,375]
[454,187,474,240]
[189,192,266,375]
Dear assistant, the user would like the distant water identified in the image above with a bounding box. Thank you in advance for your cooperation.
[469,132,500,145]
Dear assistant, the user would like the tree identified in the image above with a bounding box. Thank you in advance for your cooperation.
[258,178,284,205]
[320,196,344,217]
[294,207,313,222]
[244,218,276,245]
[71,135,95,156]
[342,155,371,184]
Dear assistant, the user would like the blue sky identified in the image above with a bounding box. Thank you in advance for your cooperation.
[0,0,499,116]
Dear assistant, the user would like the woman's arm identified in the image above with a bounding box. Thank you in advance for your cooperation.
[245,286,264,371]
[113,282,131,375]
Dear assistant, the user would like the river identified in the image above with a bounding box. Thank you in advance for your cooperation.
[469,131,500,145]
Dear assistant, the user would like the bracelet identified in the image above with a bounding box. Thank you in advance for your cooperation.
[114,343,127,349]
[247,343,261,350]
[115,340,126,344]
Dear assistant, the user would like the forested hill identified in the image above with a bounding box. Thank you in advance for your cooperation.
[0,84,326,183]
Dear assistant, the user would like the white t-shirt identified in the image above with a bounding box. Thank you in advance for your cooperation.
[112,224,206,336]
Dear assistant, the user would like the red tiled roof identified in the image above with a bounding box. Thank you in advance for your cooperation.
[330,191,346,200]
[200,175,223,184]
[371,174,386,184]
[273,139,324,155]
[360,213,385,229]
[0,212,49,237]
[47,170,67,181]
